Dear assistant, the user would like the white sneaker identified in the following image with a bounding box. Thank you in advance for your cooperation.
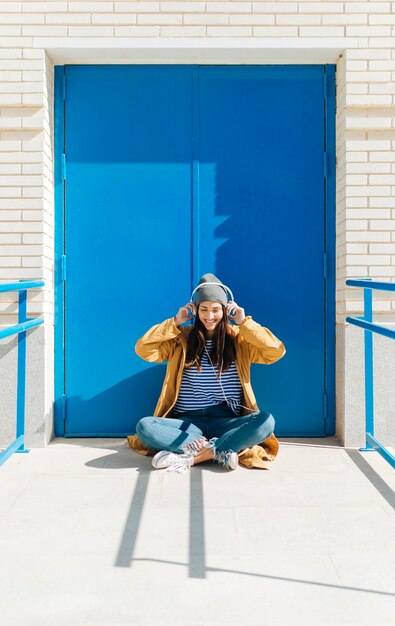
[213,450,239,470]
[151,450,194,473]
[204,437,239,470]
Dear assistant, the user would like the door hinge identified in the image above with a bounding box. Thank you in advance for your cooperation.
[323,151,328,179]
[61,153,66,181]
[323,252,328,280]
[61,394,67,421]
[323,392,328,421]
[62,73,67,101]
[61,255,66,281]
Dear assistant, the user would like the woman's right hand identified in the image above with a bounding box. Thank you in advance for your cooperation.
[174,302,197,327]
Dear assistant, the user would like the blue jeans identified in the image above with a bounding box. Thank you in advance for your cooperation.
[135,401,275,455]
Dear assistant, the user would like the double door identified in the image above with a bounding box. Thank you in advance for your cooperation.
[55,64,335,437]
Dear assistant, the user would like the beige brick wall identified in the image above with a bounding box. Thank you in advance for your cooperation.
[336,44,395,323]
[0,0,394,327]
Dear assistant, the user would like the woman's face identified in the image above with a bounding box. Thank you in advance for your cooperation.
[197,301,224,334]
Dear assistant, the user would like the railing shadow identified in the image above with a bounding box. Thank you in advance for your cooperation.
[109,456,395,595]
[345,448,395,510]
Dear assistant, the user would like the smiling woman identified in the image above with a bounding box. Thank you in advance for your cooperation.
[197,301,223,337]
[129,273,286,472]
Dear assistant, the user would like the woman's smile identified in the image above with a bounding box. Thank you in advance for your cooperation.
[197,301,224,336]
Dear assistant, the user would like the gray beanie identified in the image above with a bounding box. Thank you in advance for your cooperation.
[194,273,229,307]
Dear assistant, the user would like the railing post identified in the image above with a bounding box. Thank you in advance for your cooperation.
[15,283,30,454]
[360,283,374,452]
[0,280,44,467]
[346,278,395,468]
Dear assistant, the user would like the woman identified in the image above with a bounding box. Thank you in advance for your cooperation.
[129,273,286,472]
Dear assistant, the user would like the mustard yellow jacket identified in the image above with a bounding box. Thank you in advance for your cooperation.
[127,316,286,469]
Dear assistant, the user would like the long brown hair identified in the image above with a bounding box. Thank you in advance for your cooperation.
[185,303,236,376]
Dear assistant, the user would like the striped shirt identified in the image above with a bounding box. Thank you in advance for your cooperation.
[172,339,243,416]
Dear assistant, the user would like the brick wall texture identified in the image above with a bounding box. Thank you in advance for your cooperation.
[0,1,394,324]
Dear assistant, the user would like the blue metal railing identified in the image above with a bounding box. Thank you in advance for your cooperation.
[0,280,45,467]
[346,279,395,469]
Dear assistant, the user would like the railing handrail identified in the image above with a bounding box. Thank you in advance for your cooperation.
[346,279,395,292]
[0,280,45,468]
[0,280,45,294]
[345,278,395,469]
[0,318,44,341]
[345,317,395,341]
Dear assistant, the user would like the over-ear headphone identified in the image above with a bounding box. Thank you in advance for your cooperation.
[189,281,234,305]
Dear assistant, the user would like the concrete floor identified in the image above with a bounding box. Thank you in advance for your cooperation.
[0,436,394,626]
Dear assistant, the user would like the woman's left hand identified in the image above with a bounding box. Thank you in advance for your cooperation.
[226,301,246,325]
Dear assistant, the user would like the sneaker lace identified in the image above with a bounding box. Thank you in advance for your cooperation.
[166,455,194,473]
[213,449,236,469]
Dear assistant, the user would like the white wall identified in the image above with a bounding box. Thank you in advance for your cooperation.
[0,1,394,448]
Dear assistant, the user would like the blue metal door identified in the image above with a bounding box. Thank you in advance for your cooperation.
[55,65,335,437]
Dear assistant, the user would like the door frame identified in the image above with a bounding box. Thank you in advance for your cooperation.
[53,64,336,437]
